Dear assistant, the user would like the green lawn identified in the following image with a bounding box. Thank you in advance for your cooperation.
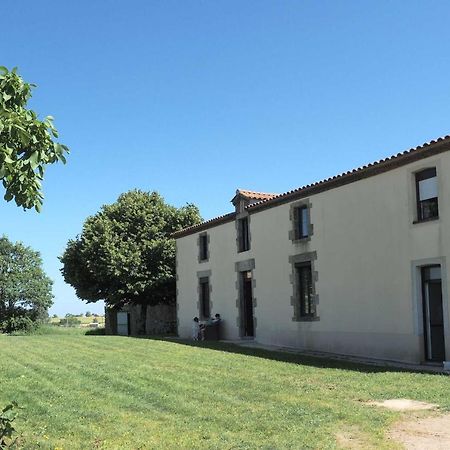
[0,333,449,449]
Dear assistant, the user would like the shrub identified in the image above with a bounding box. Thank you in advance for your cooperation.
[0,402,19,449]
[0,316,37,334]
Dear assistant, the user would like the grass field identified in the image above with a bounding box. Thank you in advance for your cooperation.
[0,332,449,449]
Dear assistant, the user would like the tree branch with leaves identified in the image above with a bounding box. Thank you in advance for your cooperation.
[0,67,69,211]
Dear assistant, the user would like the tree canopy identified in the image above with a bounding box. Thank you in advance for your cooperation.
[0,67,69,211]
[60,190,202,310]
[0,236,53,333]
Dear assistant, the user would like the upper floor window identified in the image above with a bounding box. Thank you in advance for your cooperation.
[289,201,312,242]
[199,233,208,262]
[296,205,309,239]
[415,168,439,222]
[238,217,250,252]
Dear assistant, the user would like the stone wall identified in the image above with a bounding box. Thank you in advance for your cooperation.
[105,303,177,336]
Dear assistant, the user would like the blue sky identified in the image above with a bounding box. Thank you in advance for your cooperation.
[2,1,450,315]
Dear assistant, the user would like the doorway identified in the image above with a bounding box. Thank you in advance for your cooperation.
[117,311,130,336]
[241,270,254,338]
[421,266,445,362]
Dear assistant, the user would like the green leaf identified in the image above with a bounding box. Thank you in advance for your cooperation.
[29,151,39,169]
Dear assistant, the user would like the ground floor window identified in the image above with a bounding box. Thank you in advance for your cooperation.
[297,263,314,318]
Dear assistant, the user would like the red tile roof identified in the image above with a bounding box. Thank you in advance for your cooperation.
[172,134,450,238]
[234,189,278,201]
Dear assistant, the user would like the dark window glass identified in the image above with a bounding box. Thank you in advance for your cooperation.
[199,234,208,261]
[297,263,313,317]
[416,168,439,221]
[296,206,309,239]
[238,217,250,252]
[199,277,210,319]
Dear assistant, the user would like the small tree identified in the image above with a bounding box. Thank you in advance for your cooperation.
[0,236,53,333]
[0,67,69,211]
[85,311,92,317]
[60,190,202,333]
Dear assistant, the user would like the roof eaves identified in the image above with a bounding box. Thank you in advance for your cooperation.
[247,135,450,213]
[172,211,236,239]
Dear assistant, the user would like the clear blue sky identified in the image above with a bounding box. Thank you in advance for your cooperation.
[2,1,450,315]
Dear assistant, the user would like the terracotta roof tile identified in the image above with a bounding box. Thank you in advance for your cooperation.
[235,189,278,201]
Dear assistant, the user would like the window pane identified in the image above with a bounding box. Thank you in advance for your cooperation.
[301,207,309,237]
[200,235,208,260]
[419,177,438,201]
[298,264,313,317]
[239,218,250,251]
[419,198,439,220]
[296,206,309,239]
[423,266,441,281]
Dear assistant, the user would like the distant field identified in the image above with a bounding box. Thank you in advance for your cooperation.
[49,315,105,326]
[0,331,449,449]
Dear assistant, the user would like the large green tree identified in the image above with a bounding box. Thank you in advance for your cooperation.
[0,67,69,211]
[60,190,201,331]
[0,236,53,333]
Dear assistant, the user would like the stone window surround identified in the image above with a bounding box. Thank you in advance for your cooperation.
[289,251,320,322]
[235,258,256,338]
[197,232,210,263]
[289,199,314,243]
[235,211,251,253]
[196,269,212,319]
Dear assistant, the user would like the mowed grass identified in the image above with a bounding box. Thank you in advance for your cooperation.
[0,334,449,449]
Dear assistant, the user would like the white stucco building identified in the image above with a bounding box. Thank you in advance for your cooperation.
[173,136,450,367]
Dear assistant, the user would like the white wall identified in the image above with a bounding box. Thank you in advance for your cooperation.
[176,151,450,363]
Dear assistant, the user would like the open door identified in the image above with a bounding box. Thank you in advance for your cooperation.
[117,312,130,336]
[241,271,254,338]
[422,266,445,362]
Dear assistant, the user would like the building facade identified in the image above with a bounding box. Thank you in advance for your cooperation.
[174,136,450,366]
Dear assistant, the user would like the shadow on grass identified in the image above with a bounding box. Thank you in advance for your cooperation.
[129,335,447,375]
[85,328,106,336]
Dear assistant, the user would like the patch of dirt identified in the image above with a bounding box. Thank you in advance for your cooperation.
[336,426,375,449]
[366,398,437,411]
[389,413,450,449]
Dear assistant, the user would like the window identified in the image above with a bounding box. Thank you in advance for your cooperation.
[297,263,314,317]
[296,205,309,239]
[199,234,208,261]
[415,168,439,221]
[199,277,210,319]
[289,202,312,242]
[238,217,250,252]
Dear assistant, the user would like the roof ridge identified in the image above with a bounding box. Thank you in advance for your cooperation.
[247,135,450,211]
